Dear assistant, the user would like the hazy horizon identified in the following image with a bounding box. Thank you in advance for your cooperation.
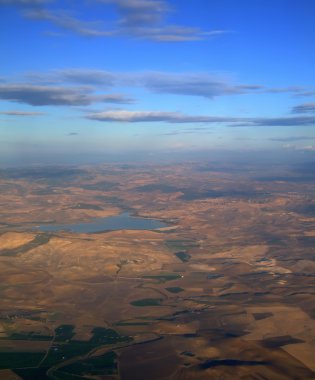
[1,0,315,165]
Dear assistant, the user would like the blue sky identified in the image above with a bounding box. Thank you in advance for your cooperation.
[1,0,315,164]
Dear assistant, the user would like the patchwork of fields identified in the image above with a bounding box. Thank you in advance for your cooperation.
[0,162,314,379]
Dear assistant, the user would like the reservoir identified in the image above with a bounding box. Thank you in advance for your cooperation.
[36,212,168,233]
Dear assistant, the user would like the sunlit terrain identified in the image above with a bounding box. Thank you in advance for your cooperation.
[0,160,315,379]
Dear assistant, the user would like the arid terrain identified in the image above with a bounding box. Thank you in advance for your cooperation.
[0,161,314,379]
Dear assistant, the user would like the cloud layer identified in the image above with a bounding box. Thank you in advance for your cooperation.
[86,110,240,123]
[0,84,132,106]
[292,102,315,114]
[18,69,313,101]
[100,0,168,27]
[86,110,315,127]
[0,110,45,116]
[270,136,312,142]
[2,69,314,128]
[2,0,227,42]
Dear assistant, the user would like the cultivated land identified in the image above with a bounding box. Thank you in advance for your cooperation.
[0,161,314,379]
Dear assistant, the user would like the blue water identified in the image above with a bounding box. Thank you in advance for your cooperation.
[37,212,168,233]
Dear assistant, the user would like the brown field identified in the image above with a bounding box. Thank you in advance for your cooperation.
[0,162,314,379]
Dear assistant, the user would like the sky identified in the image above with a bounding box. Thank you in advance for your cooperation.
[1,0,315,165]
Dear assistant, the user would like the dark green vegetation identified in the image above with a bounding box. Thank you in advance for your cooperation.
[165,240,199,251]
[0,325,130,372]
[89,327,131,345]
[2,326,129,372]
[41,327,130,367]
[142,274,182,283]
[50,371,89,380]
[115,321,150,326]
[175,251,191,262]
[14,367,51,380]
[79,181,118,191]
[0,234,51,257]
[55,325,75,342]
[0,352,45,369]
[207,273,224,279]
[40,341,97,368]
[200,359,269,369]
[130,298,162,307]
[61,351,117,377]
[9,332,53,341]
[165,287,184,293]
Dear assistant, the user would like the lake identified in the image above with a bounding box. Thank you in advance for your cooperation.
[37,212,168,233]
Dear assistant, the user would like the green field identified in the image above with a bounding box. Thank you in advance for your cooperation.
[115,321,150,326]
[175,252,191,262]
[41,326,130,367]
[142,274,182,283]
[51,370,89,380]
[165,287,184,293]
[60,351,117,377]
[14,367,51,380]
[40,341,96,368]
[0,352,45,369]
[89,327,131,345]
[9,332,53,341]
[165,240,199,251]
[55,325,75,342]
[130,298,162,306]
